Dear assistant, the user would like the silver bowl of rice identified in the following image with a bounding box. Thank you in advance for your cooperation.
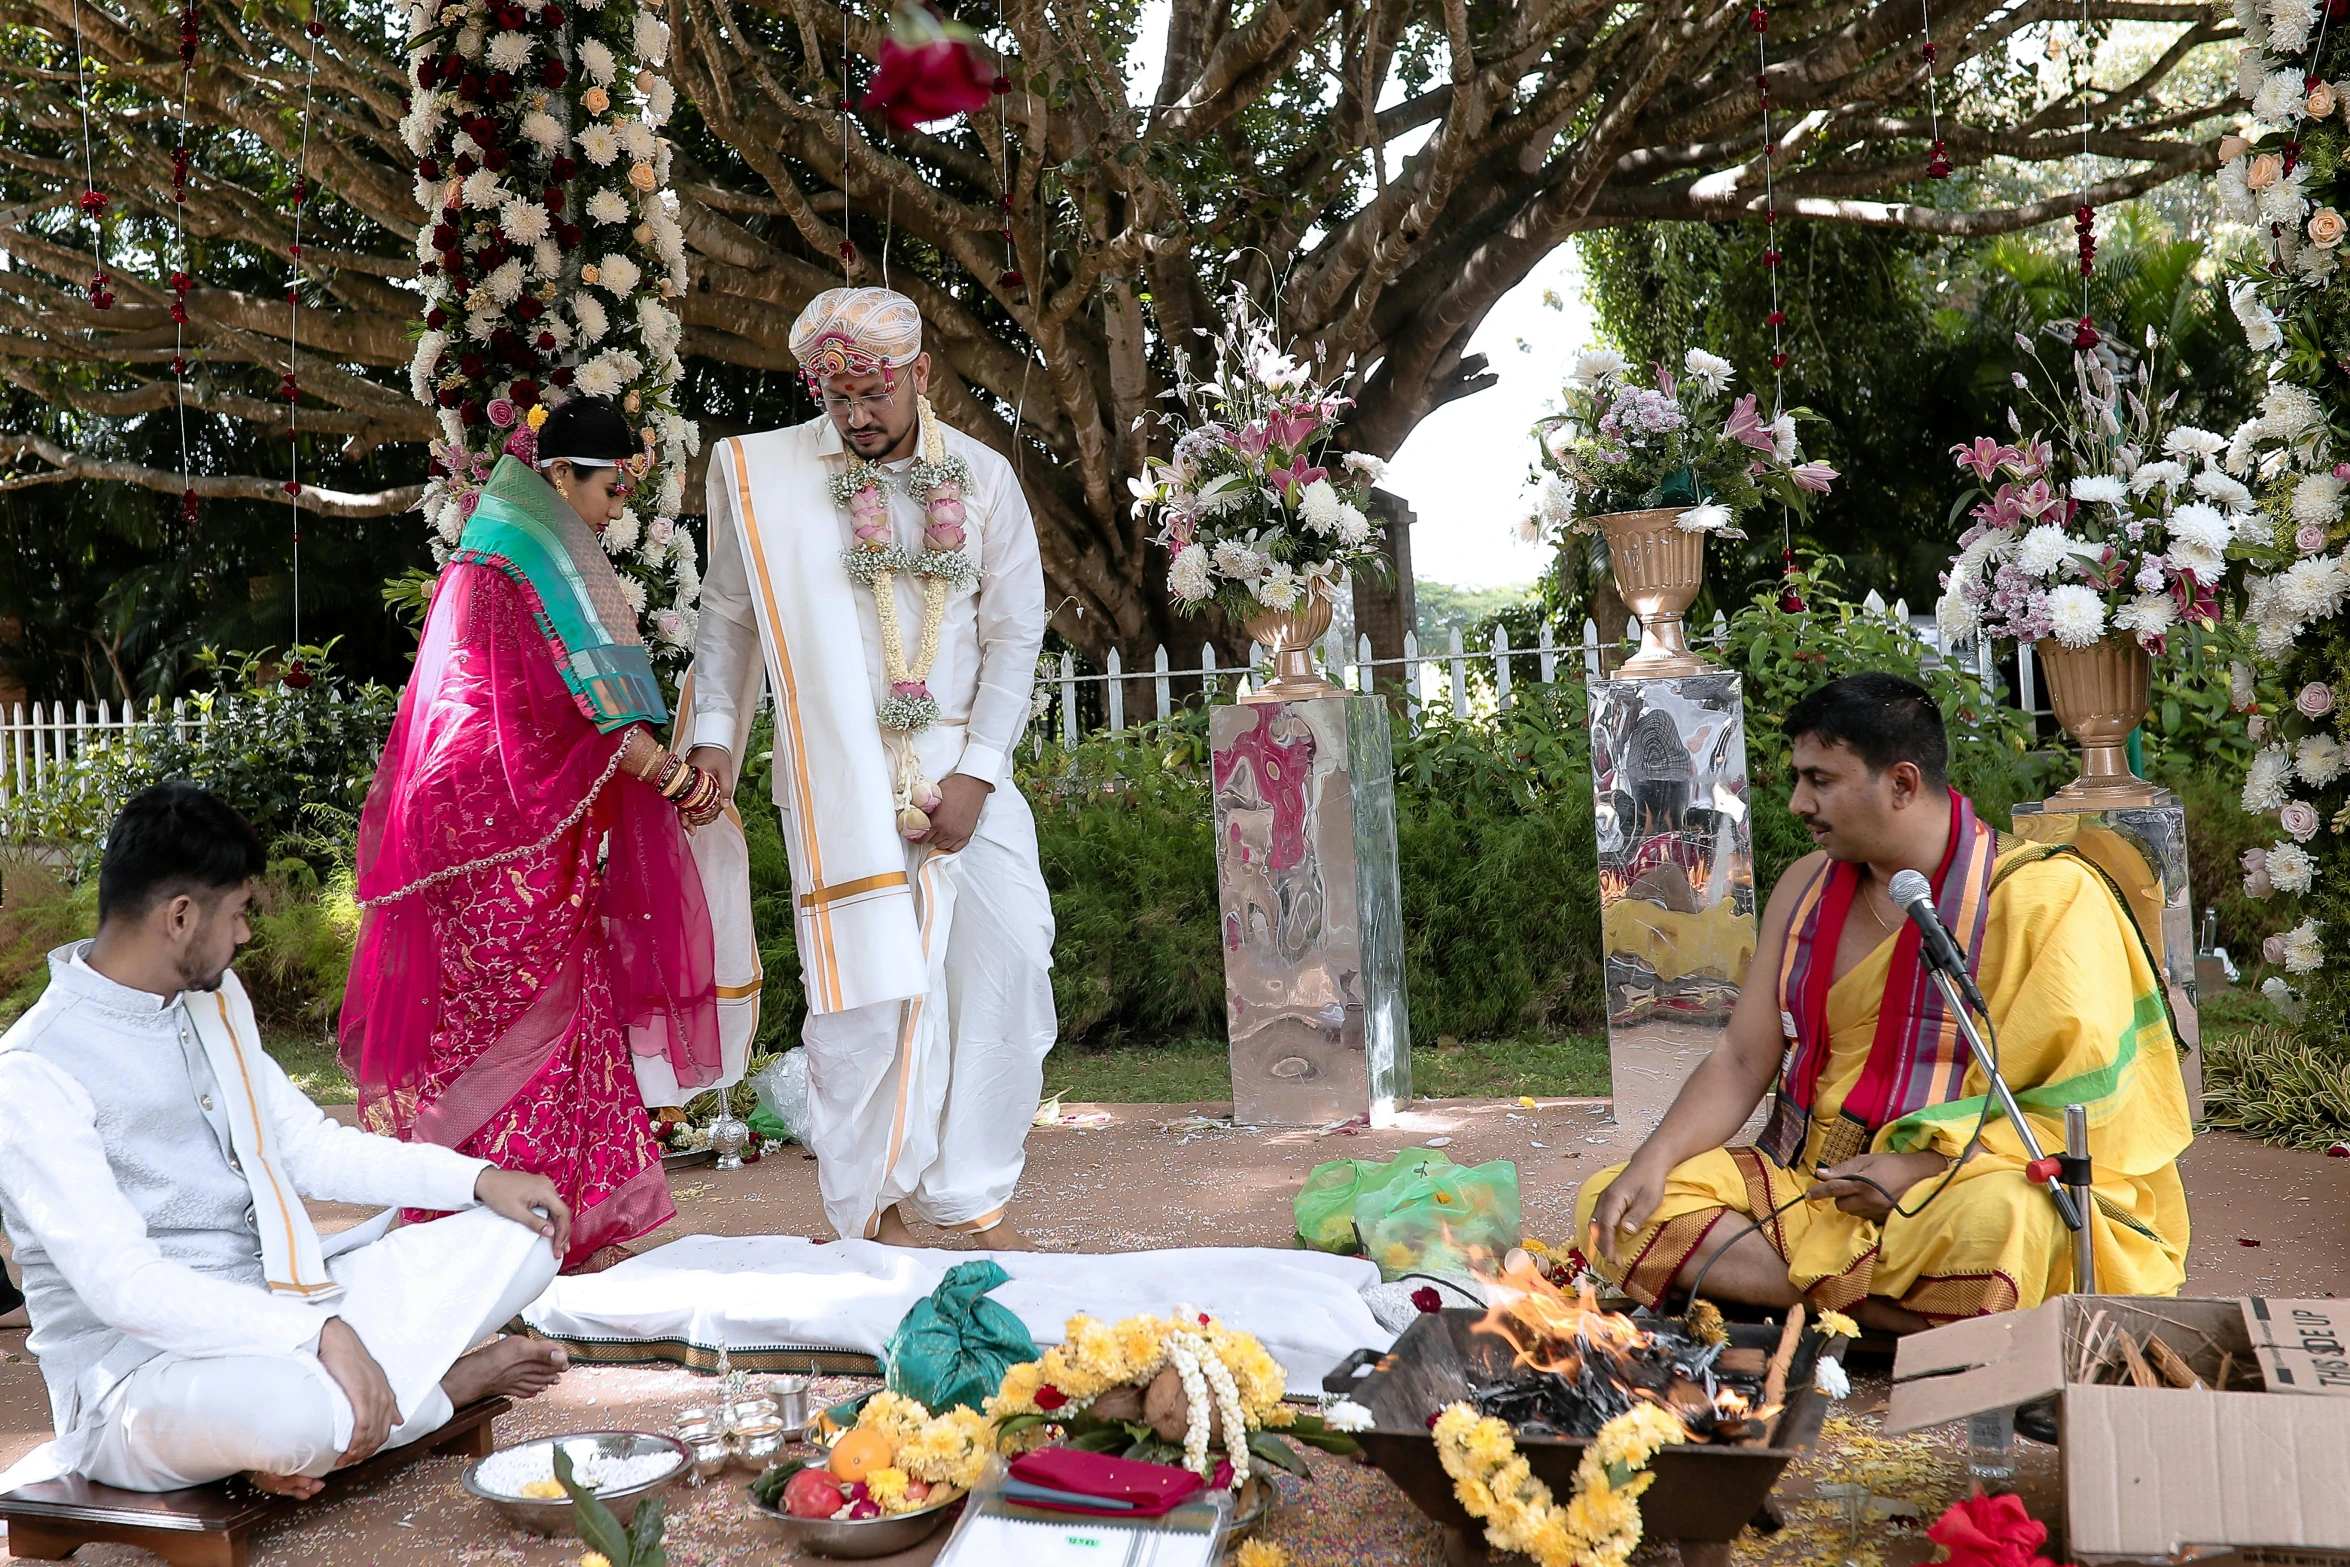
[462,1431,691,1536]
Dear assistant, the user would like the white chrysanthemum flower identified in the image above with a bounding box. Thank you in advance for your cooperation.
[2015,523,2079,578]
[598,252,642,296]
[2278,553,2350,621]
[2264,382,2326,438]
[1212,540,1267,581]
[1569,348,1628,388]
[614,572,648,616]
[455,22,485,57]
[499,197,550,246]
[465,303,500,343]
[578,36,618,84]
[413,221,440,266]
[2232,280,2285,352]
[2071,474,2128,506]
[2112,592,2176,642]
[618,118,657,161]
[658,469,685,517]
[450,129,482,162]
[1677,502,1734,533]
[485,29,532,71]
[2293,244,2338,285]
[2226,418,2265,477]
[590,347,643,385]
[1768,412,1798,462]
[2269,840,2316,894]
[439,406,467,446]
[1342,452,1387,483]
[1296,478,1342,532]
[1169,543,1213,602]
[410,330,448,404]
[635,296,681,358]
[573,294,611,344]
[2164,427,2228,463]
[646,76,676,126]
[2169,541,2226,580]
[532,237,562,278]
[542,315,574,350]
[578,123,621,167]
[2253,67,2307,125]
[1333,503,1370,547]
[2166,502,2234,555]
[634,9,670,62]
[1255,562,1302,610]
[461,167,506,209]
[2298,733,2346,787]
[650,211,686,263]
[2270,0,2317,54]
[1936,591,1983,645]
[2245,744,2295,812]
[2294,471,2347,527]
[2284,917,2326,974]
[587,187,632,226]
[399,95,446,156]
[2129,459,2188,496]
[2043,583,2107,648]
[1683,348,1735,394]
[484,257,527,304]
[2257,164,2314,228]
[521,110,566,152]
[600,505,641,554]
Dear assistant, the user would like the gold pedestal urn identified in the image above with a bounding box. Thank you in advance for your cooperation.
[1596,508,1715,678]
[2034,635,2161,806]
[1240,578,1345,703]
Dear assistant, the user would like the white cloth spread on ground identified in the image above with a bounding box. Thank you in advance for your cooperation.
[520,1235,1394,1397]
[0,949,554,1490]
[689,414,1055,1240]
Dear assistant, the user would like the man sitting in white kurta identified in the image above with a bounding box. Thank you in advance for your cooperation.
[0,783,571,1497]
[683,286,1056,1250]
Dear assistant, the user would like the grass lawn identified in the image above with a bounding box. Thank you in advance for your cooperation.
[268,1033,357,1104]
[1041,1032,1611,1106]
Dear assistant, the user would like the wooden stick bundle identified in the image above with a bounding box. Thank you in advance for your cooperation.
[1748,1304,1807,1447]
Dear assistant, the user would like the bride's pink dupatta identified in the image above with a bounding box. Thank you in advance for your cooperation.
[341,456,720,1262]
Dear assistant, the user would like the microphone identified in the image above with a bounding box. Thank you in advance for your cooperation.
[1887,868,1990,1018]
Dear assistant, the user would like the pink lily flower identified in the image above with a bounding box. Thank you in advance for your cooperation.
[1972,488,2025,529]
[1789,461,1837,493]
[1725,394,1775,454]
[2011,477,2061,519]
[1268,456,1330,496]
[2012,437,2054,478]
[1266,405,1323,450]
[2171,571,2219,628]
[1950,437,2020,482]
[1224,423,1276,460]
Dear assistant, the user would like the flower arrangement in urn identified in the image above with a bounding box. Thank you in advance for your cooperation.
[1129,289,1389,697]
[1934,333,2251,801]
[1525,346,1834,675]
[985,1308,1363,1490]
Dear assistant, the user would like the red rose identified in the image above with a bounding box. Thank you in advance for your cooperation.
[861,4,994,130]
[1925,1494,2069,1567]
[1410,1286,1443,1314]
[1034,1384,1068,1411]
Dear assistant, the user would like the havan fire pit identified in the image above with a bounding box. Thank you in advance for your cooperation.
[1341,1291,1834,1567]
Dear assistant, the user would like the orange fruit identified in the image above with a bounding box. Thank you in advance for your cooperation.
[827,1426,894,1483]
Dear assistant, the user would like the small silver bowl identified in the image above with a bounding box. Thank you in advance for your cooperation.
[745,1487,963,1559]
[734,1417,787,1464]
[461,1431,690,1536]
[687,1435,733,1481]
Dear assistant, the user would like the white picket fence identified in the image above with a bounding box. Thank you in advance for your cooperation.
[0,597,2043,800]
[1027,597,2019,748]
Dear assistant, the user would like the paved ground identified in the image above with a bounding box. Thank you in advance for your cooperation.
[0,1101,2342,1566]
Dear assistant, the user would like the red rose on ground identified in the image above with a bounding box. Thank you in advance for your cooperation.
[861,3,994,130]
[1034,1384,1068,1411]
[1926,1493,2070,1567]
[1410,1286,1443,1313]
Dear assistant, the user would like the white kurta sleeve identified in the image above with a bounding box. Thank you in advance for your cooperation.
[688,440,763,760]
[0,1053,330,1360]
[953,455,1048,788]
[261,1051,488,1214]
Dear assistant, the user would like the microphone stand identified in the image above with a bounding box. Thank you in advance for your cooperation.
[1924,967,2085,1235]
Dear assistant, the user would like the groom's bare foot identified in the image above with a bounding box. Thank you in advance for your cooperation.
[972,1215,1035,1252]
[872,1204,921,1247]
[246,1471,325,1499]
[442,1336,569,1408]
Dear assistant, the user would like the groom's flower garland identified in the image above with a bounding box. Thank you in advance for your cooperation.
[2208,0,2350,1008]
[396,0,701,658]
[835,396,980,837]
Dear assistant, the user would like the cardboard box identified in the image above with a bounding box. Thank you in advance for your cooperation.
[1887,1296,2350,1564]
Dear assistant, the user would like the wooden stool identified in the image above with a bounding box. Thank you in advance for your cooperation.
[0,1396,510,1567]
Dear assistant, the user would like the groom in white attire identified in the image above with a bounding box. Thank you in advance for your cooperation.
[0,783,570,1498]
[684,286,1056,1250]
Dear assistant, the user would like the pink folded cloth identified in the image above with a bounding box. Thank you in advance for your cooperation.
[1006,1448,1226,1517]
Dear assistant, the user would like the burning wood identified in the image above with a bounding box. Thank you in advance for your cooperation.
[1466,1257,1783,1444]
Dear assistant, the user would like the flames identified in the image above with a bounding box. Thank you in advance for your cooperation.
[1466,1252,1780,1443]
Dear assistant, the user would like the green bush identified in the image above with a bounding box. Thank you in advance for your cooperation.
[0,645,397,872]
[2202,1023,2350,1149]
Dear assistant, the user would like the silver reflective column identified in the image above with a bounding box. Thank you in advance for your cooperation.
[1210,693,1412,1126]
[1588,670,1759,1136]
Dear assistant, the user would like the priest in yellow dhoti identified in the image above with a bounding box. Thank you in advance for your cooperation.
[1577,673,2191,1332]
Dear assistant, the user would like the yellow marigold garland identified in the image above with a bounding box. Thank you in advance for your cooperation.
[1430,1401,1686,1567]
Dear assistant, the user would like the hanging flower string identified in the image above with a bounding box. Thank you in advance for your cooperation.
[1919,0,1953,179]
[170,0,198,527]
[1752,3,1805,610]
[282,16,324,684]
[832,393,979,840]
[68,0,112,309]
[2070,0,2099,350]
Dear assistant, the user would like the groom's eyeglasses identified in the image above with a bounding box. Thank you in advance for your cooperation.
[822,389,900,417]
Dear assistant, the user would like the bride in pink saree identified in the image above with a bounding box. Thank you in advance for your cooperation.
[342,399,726,1272]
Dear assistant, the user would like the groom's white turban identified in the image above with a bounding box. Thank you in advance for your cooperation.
[790,287,923,389]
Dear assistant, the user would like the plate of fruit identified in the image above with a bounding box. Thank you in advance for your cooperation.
[745,1391,984,1559]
